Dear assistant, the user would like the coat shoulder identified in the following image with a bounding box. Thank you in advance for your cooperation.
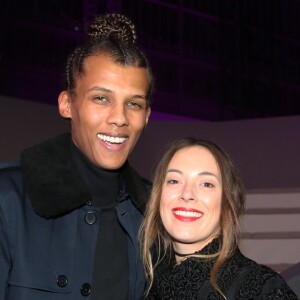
[0,161,23,198]
[0,160,21,174]
[0,161,26,227]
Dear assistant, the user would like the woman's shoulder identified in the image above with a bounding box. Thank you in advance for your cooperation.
[230,249,285,280]
[223,249,298,299]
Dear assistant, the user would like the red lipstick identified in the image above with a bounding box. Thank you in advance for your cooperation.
[172,207,203,222]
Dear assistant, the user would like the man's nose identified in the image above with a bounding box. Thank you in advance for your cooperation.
[107,103,129,127]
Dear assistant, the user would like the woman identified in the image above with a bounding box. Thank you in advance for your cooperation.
[140,137,298,299]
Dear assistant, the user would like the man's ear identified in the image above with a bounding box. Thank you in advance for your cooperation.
[143,107,151,131]
[146,107,151,125]
[58,91,72,119]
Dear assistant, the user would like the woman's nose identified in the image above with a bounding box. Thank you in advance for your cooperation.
[179,184,195,202]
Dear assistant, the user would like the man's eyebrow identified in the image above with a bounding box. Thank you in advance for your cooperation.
[131,94,147,100]
[86,86,147,100]
[86,86,112,93]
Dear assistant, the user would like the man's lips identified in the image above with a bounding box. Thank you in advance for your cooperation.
[96,133,128,144]
[172,207,203,222]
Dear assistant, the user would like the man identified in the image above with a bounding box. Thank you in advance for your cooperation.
[0,13,153,299]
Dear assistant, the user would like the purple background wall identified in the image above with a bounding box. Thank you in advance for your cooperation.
[131,116,300,191]
[1,95,300,191]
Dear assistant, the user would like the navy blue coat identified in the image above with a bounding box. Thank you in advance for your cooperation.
[0,134,150,300]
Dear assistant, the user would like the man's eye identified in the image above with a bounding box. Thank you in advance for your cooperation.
[94,96,107,102]
[127,101,143,109]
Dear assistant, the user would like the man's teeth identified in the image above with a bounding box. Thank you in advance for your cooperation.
[173,210,203,218]
[97,134,127,144]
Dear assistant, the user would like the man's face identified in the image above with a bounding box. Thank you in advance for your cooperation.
[59,54,151,169]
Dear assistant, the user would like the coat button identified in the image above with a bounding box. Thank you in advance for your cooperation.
[84,212,97,225]
[57,274,68,287]
[81,283,91,296]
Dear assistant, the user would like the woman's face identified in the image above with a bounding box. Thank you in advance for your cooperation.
[160,146,222,254]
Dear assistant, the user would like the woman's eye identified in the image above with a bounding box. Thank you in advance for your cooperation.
[166,179,179,184]
[201,182,214,188]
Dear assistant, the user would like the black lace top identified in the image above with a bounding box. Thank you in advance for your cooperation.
[146,238,298,300]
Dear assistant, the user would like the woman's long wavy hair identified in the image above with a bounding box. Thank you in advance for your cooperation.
[139,137,245,297]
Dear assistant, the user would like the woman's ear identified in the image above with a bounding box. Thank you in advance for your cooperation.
[58,91,72,119]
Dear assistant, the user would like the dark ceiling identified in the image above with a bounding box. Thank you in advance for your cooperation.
[1,0,300,121]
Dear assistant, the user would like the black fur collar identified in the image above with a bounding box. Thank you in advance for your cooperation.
[20,133,150,219]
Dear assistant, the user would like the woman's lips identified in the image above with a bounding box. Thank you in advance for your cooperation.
[172,207,203,222]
